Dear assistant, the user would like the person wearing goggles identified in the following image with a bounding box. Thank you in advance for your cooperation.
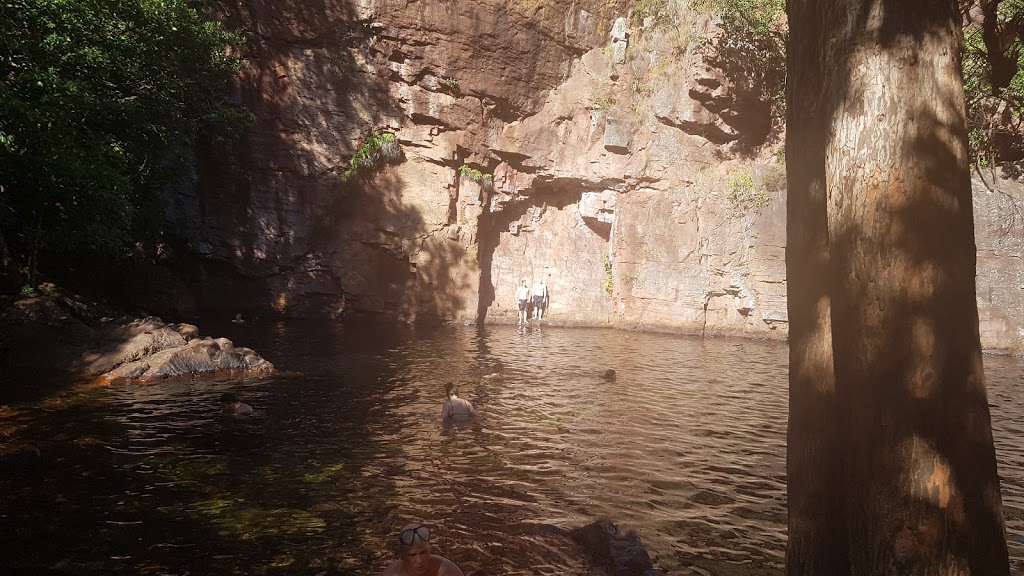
[383,523,466,576]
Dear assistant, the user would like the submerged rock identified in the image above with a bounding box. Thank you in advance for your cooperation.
[569,519,662,576]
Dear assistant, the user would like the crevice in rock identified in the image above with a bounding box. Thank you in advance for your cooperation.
[656,114,739,146]
[476,94,526,123]
[584,219,612,241]
[409,112,450,127]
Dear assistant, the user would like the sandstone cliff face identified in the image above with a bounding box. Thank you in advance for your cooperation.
[147,1,1024,351]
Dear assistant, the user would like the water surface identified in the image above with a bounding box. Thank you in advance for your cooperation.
[1,322,1023,575]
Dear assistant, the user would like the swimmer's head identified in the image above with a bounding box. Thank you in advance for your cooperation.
[395,523,432,566]
[602,369,617,381]
[219,392,238,406]
[444,382,458,398]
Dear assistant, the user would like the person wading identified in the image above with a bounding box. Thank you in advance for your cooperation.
[531,277,548,321]
[441,383,477,420]
[515,279,530,325]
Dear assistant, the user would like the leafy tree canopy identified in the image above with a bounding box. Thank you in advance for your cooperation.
[964,0,1024,169]
[635,0,1024,164]
[0,0,247,286]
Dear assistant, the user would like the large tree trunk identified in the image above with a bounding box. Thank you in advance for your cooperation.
[786,1,1010,574]
[784,0,845,573]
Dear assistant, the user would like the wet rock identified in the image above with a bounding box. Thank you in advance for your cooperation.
[100,336,273,384]
[569,519,662,576]
[0,289,273,386]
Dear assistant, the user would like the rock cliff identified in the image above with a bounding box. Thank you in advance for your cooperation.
[137,0,1024,351]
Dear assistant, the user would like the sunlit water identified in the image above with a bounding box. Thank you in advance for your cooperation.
[1,322,1023,575]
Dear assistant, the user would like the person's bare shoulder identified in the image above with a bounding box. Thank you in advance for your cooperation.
[382,559,403,576]
[437,555,465,576]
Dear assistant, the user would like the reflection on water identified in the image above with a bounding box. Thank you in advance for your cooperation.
[1,321,1023,575]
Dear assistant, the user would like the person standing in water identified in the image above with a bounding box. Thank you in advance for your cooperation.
[515,279,530,325]
[531,277,548,321]
[383,524,466,576]
[441,383,477,419]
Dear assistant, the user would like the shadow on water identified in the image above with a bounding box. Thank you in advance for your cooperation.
[4,323,1024,574]
[0,320,415,575]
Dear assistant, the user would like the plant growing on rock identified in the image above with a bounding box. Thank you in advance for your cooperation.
[602,253,614,294]
[458,164,494,190]
[340,133,401,183]
[440,76,460,94]
[700,0,787,134]
[590,91,618,112]
[726,169,770,213]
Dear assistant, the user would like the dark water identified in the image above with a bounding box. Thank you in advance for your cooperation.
[1,322,1023,575]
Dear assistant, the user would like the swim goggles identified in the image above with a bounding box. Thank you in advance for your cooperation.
[399,525,431,546]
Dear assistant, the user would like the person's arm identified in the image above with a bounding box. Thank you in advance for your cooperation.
[467,400,477,416]
[441,400,452,419]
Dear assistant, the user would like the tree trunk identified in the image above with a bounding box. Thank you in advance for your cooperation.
[784,0,845,573]
[786,1,1010,574]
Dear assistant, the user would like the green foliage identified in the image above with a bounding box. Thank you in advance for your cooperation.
[962,0,1024,170]
[633,0,674,29]
[701,0,786,122]
[458,164,494,189]
[340,132,400,183]
[761,163,787,193]
[590,91,618,111]
[726,169,770,213]
[441,76,460,93]
[0,0,248,283]
[602,253,613,294]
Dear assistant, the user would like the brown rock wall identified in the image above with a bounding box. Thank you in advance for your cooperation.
[141,1,1024,351]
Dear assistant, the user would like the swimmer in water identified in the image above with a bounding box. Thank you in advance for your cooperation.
[441,383,477,419]
[219,392,254,415]
[482,360,504,380]
[382,524,466,576]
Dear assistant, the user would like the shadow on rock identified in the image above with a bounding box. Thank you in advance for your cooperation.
[0,283,273,400]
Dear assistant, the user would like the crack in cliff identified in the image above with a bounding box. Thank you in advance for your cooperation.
[655,113,739,146]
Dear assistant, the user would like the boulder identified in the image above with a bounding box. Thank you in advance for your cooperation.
[569,519,663,576]
[0,288,273,387]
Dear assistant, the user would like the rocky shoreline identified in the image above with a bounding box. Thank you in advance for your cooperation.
[0,284,273,389]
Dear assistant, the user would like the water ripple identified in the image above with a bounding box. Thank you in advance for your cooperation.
[2,324,1023,575]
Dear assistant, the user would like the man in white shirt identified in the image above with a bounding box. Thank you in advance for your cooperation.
[532,278,548,321]
[515,279,530,324]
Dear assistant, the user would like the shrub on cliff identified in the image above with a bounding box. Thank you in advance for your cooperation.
[340,133,401,183]
[0,0,248,287]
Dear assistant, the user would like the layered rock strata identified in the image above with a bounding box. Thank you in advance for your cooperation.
[141,1,1023,351]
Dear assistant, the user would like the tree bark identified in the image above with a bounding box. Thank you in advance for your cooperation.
[786,0,1010,574]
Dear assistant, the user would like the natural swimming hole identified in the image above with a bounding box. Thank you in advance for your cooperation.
[3,321,1024,574]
